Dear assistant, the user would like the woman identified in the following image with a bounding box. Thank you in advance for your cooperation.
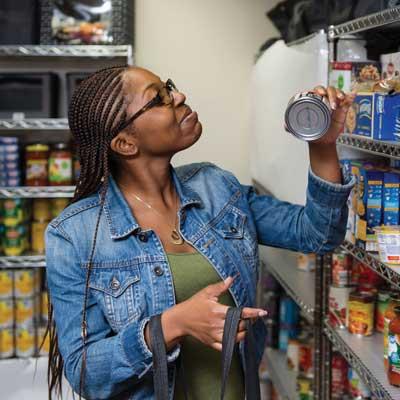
[45,65,354,400]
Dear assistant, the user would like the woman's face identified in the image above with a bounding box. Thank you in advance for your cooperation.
[117,67,202,158]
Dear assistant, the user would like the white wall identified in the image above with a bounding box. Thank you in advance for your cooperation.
[135,0,279,183]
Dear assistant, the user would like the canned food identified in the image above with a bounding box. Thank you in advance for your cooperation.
[298,335,313,378]
[15,325,35,357]
[0,298,13,328]
[1,199,27,227]
[0,269,13,299]
[32,199,52,222]
[50,198,69,219]
[352,259,385,288]
[376,290,391,333]
[2,224,28,256]
[41,291,48,323]
[348,367,371,398]
[14,269,35,298]
[331,352,348,399]
[285,92,332,141]
[0,327,14,359]
[37,325,49,357]
[31,221,48,254]
[296,376,313,399]
[287,339,299,371]
[15,296,36,326]
[332,250,352,286]
[329,285,354,328]
[348,291,375,336]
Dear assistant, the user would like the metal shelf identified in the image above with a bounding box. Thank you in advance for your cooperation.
[0,255,45,268]
[329,6,400,39]
[0,186,75,198]
[337,134,400,160]
[324,321,400,399]
[263,347,298,400]
[340,240,400,290]
[0,119,69,131]
[259,246,315,323]
[0,45,132,59]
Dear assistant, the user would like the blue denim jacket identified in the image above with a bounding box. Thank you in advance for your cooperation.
[45,162,354,399]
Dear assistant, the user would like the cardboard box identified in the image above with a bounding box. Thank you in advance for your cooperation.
[383,171,400,226]
[373,93,400,141]
[346,94,374,138]
[329,61,381,93]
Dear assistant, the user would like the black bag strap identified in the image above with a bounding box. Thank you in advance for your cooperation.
[149,307,261,400]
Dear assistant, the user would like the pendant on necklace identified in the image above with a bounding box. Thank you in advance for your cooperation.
[171,229,184,245]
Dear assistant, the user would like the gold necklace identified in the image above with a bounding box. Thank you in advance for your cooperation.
[131,191,185,245]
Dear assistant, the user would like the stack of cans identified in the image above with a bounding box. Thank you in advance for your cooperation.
[0,267,49,359]
[0,137,21,187]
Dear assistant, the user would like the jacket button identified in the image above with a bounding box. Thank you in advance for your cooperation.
[110,277,120,290]
[154,266,164,276]
[138,233,148,242]
[230,226,238,233]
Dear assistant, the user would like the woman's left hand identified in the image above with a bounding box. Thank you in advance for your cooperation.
[311,85,357,146]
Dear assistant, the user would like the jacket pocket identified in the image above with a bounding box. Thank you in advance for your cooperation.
[88,265,142,331]
[212,205,258,264]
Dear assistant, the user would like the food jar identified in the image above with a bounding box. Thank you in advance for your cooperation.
[49,143,73,186]
[25,144,49,186]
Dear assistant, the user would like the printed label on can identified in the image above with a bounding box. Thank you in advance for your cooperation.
[0,298,13,328]
[15,326,35,357]
[14,269,35,298]
[15,297,35,326]
[0,270,13,299]
[0,327,14,359]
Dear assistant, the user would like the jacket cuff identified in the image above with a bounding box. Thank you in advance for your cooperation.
[120,317,181,379]
[307,166,355,208]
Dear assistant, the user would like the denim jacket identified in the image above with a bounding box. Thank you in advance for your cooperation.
[45,161,354,400]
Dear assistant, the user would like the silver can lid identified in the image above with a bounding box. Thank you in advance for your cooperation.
[285,93,331,141]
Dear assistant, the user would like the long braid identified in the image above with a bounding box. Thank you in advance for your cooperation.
[45,65,132,400]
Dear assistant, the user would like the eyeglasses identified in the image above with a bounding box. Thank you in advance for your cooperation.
[119,79,178,132]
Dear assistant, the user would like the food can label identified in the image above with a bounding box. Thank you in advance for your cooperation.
[26,159,47,181]
[0,298,13,328]
[14,270,35,297]
[0,327,14,358]
[16,326,35,357]
[49,157,72,183]
[389,332,400,374]
[348,300,374,336]
[385,317,390,359]
[15,297,35,326]
[37,326,49,356]
[0,270,13,298]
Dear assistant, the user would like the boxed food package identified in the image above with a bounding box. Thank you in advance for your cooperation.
[354,164,384,251]
[346,94,373,138]
[373,93,400,141]
[383,171,400,226]
[329,61,381,93]
[381,52,400,87]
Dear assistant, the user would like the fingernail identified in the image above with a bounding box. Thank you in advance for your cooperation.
[258,310,268,317]
[331,102,337,110]
[224,276,233,283]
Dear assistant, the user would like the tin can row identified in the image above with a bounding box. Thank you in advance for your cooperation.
[0,292,48,328]
[0,324,49,359]
[0,268,44,299]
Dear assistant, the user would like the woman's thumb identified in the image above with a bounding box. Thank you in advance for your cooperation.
[207,276,234,297]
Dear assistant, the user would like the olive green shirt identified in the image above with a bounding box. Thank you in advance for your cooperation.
[167,252,245,400]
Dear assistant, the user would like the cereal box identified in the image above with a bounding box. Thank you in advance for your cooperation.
[346,94,374,138]
[383,171,400,226]
[373,93,400,141]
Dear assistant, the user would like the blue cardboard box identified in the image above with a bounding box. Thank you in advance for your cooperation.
[349,94,373,138]
[373,93,400,141]
[383,171,400,226]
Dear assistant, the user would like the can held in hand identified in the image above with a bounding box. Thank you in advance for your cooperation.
[285,92,332,141]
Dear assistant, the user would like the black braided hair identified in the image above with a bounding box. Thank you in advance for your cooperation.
[44,65,132,399]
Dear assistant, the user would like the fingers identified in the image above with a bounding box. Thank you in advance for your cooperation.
[209,329,247,352]
[204,276,236,298]
[241,307,268,319]
[327,86,338,110]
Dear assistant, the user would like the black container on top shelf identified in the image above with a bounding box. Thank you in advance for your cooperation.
[0,0,41,45]
[66,72,91,104]
[0,73,59,119]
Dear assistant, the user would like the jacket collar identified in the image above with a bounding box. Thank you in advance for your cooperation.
[104,164,203,239]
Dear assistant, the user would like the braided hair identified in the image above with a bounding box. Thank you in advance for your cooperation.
[45,65,132,399]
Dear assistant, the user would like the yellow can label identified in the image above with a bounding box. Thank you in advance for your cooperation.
[348,300,374,336]
[14,270,35,297]
[16,326,35,355]
[0,270,13,298]
[15,298,34,325]
[0,299,13,327]
[0,328,14,357]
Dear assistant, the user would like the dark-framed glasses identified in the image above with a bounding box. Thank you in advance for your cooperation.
[119,78,178,131]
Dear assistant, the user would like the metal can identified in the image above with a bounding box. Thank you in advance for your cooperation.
[31,221,48,254]
[331,352,348,398]
[296,376,313,399]
[0,327,14,359]
[15,296,36,326]
[32,199,52,222]
[37,325,49,357]
[285,92,332,141]
[0,298,14,328]
[376,290,391,333]
[41,291,48,323]
[50,198,69,219]
[352,259,384,288]
[15,325,35,357]
[348,367,371,398]
[329,285,354,328]
[298,334,314,378]
[1,199,27,227]
[0,269,13,299]
[2,224,28,256]
[287,339,299,371]
[347,291,375,336]
[14,269,35,298]
[332,250,352,287]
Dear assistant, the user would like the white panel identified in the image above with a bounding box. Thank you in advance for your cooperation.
[250,32,328,205]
